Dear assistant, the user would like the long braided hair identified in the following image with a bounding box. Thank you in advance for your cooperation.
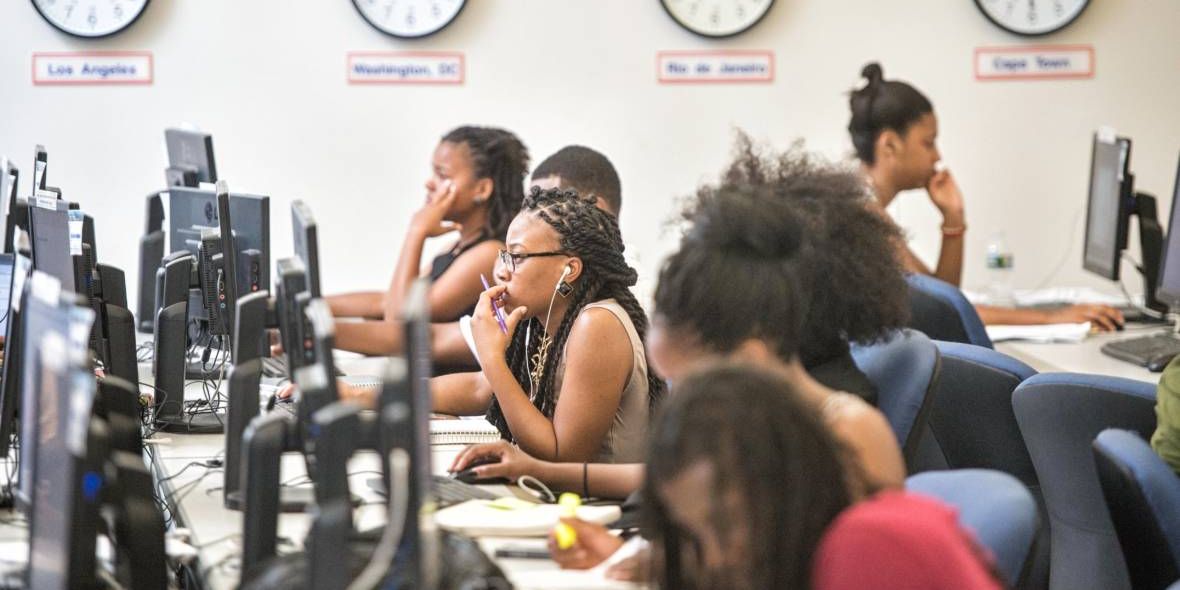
[485,187,666,440]
[441,126,530,239]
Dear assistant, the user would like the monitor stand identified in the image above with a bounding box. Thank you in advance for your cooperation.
[1132,192,1168,315]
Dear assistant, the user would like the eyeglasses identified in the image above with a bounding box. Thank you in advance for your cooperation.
[497,249,567,272]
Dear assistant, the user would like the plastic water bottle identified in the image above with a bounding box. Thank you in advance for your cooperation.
[985,233,1015,306]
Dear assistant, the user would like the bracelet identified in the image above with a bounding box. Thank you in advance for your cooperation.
[582,462,589,499]
[941,224,967,237]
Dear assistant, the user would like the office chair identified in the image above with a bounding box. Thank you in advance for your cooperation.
[907,469,1038,587]
[915,341,1038,480]
[1013,373,1157,590]
[851,329,941,463]
[906,273,993,348]
[1093,429,1180,590]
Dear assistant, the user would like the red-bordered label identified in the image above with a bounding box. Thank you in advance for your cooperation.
[32,51,153,86]
[347,51,465,85]
[657,50,775,84]
[974,45,1094,81]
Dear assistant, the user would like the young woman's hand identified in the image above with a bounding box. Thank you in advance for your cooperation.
[1047,303,1125,332]
[926,169,965,225]
[409,179,460,239]
[547,518,625,570]
[470,285,527,366]
[448,440,539,480]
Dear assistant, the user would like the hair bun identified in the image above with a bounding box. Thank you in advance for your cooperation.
[861,62,884,86]
[688,194,804,260]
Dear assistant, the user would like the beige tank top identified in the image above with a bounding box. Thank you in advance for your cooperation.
[553,298,651,464]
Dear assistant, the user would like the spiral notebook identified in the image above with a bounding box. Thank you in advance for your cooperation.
[430,418,501,446]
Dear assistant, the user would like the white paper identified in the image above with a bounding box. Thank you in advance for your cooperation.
[986,322,1092,343]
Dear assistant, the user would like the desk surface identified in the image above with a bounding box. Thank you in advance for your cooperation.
[995,324,1166,383]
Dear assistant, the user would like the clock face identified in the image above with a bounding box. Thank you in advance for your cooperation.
[974,0,1090,36]
[660,0,776,38]
[31,0,149,39]
[352,0,467,39]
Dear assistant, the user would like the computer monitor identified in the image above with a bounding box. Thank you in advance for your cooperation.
[275,257,310,382]
[1083,133,1133,281]
[0,254,15,336]
[0,253,32,459]
[164,128,217,187]
[2,159,18,254]
[291,200,321,298]
[216,183,242,337]
[32,145,47,194]
[26,330,104,590]
[1081,132,1167,312]
[16,272,91,509]
[1154,153,1180,309]
[167,186,270,291]
[28,198,75,293]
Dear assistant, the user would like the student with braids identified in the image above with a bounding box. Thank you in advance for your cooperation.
[850,62,1124,330]
[644,364,1002,590]
[326,126,531,354]
[329,186,663,463]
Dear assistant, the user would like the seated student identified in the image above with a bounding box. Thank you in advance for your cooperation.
[849,62,1124,330]
[449,141,907,503]
[645,364,1001,589]
[429,144,627,369]
[322,187,664,463]
[1151,356,1180,473]
[338,143,624,371]
[327,126,530,354]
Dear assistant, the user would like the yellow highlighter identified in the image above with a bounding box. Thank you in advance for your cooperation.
[553,493,582,550]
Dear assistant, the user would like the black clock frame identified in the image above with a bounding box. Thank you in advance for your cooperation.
[659,0,776,39]
[973,0,1091,37]
[31,0,151,39]
[351,0,467,39]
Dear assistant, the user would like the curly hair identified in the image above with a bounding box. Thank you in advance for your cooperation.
[667,132,909,367]
[441,126,530,239]
[485,187,666,440]
[643,363,858,589]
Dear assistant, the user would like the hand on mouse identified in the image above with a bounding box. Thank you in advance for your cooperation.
[1046,303,1124,332]
[449,440,537,482]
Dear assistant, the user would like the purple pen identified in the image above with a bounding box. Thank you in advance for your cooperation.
[480,274,509,334]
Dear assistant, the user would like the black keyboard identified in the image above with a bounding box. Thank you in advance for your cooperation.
[366,475,499,506]
[1101,332,1180,370]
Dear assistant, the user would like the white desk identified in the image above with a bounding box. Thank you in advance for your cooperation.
[153,431,640,590]
[995,324,1165,383]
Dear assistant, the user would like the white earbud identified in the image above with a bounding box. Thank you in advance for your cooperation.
[554,265,573,293]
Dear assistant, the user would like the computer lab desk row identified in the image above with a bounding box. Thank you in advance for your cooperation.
[995,323,1164,384]
[150,432,638,590]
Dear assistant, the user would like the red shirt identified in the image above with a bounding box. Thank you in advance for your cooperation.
[812,491,1003,590]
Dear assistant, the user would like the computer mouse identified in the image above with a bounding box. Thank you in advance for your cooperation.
[452,457,511,485]
[1147,353,1176,372]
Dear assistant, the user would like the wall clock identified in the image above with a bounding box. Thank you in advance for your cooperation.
[32,0,149,39]
[352,0,466,39]
[660,0,775,39]
[974,0,1090,36]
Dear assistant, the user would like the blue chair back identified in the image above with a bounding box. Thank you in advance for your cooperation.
[1093,429,1180,590]
[917,341,1038,483]
[1013,373,1158,590]
[907,469,1038,587]
[906,273,993,348]
[851,329,941,463]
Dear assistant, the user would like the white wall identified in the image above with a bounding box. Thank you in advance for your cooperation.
[1,0,1178,309]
